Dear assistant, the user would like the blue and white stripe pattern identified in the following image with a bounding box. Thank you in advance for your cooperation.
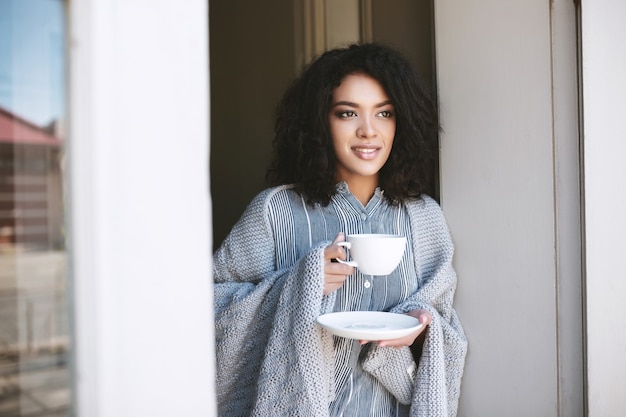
[265,182,417,416]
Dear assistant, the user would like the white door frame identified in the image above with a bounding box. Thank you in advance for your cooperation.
[581,0,626,415]
[68,1,216,416]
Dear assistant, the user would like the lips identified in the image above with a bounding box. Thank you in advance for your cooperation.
[352,146,380,160]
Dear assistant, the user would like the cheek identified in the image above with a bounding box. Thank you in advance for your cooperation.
[330,124,351,145]
[382,127,396,147]
[385,130,396,154]
[329,130,343,155]
[387,132,396,144]
[375,120,396,141]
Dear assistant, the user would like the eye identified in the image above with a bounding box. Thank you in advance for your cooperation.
[335,110,357,119]
[377,110,394,118]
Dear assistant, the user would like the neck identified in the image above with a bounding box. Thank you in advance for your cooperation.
[343,177,378,207]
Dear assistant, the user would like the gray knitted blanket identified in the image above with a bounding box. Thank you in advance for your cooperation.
[214,190,467,416]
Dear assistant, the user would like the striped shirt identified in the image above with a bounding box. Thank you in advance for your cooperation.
[268,182,417,417]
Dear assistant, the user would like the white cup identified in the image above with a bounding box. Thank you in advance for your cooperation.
[336,234,407,276]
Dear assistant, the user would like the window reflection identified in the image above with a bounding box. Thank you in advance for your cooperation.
[0,1,70,416]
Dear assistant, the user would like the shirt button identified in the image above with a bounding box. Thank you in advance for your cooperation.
[364,280,371,288]
[360,212,367,220]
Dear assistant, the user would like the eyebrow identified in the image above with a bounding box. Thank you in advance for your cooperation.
[332,100,393,108]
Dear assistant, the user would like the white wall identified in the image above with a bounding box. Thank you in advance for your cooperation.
[436,0,582,415]
[581,1,626,415]
[68,1,216,416]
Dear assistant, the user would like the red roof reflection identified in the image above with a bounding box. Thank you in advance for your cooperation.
[0,106,62,146]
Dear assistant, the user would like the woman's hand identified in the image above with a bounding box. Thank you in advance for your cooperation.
[360,309,432,348]
[323,233,354,295]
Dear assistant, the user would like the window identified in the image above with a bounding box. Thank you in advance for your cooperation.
[0,1,70,415]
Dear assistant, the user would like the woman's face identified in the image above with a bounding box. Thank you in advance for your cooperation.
[329,73,396,188]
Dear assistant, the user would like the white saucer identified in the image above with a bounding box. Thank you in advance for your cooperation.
[316,311,422,340]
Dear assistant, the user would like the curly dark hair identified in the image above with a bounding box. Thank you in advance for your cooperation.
[266,43,440,205]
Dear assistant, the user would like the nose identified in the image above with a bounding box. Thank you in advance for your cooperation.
[357,117,376,139]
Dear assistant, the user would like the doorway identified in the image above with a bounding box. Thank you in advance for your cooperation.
[209,0,437,249]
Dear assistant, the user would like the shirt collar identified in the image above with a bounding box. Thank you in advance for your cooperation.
[335,181,385,207]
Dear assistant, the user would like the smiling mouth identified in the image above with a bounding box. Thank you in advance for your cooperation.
[353,147,379,154]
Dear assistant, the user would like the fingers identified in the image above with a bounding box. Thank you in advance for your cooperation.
[406,309,432,326]
[323,264,352,295]
[375,331,422,348]
[323,282,344,295]
[372,310,432,348]
[323,232,353,295]
[323,263,351,295]
[324,232,347,262]
[419,311,433,326]
[324,232,352,274]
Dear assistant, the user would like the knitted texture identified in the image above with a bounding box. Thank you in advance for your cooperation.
[361,342,417,405]
[385,196,467,417]
[214,186,467,417]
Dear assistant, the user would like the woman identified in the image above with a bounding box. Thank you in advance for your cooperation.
[213,43,467,417]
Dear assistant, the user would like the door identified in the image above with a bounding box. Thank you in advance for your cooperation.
[209,0,586,415]
[436,0,584,415]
